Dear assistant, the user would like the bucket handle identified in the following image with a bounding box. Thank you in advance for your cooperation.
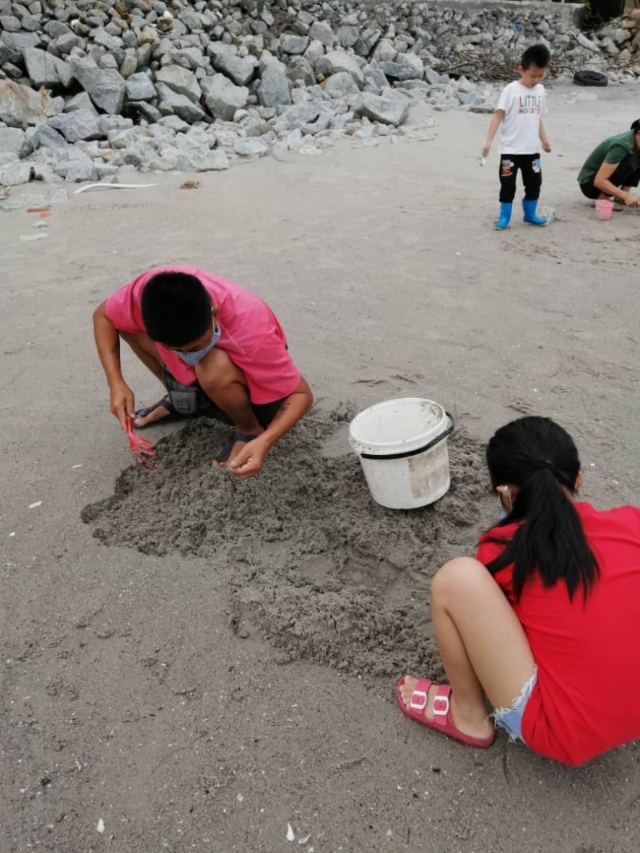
[359,411,455,461]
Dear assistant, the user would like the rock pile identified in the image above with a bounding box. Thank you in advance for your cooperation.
[0,1,637,189]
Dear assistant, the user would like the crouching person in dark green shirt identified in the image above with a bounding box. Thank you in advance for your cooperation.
[578,120,640,208]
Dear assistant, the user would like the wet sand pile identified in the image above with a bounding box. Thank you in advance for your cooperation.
[82,409,495,678]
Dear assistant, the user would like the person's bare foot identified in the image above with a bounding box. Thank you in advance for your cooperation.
[212,428,263,469]
[133,396,173,429]
[399,676,494,741]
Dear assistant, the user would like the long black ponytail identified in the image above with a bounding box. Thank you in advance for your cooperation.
[484,417,599,602]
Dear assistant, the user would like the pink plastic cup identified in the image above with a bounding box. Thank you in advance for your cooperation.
[595,199,614,221]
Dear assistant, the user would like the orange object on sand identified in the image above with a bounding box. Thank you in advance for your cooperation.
[125,418,157,469]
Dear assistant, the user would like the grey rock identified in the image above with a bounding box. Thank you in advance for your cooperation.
[127,101,162,123]
[364,67,388,93]
[337,26,359,49]
[120,49,139,79]
[234,137,269,157]
[30,123,68,151]
[52,32,81,56]
[316,51,364,87]
[156,83,205,123]
[189,147,230,171]
[286,57,315,88]
[0,15,21,32]
[173,46,206,71]
[155,65,201,103]
[281,34,309,55]
[0,80,55,128]
[213,52,255,87]
[372,39,397,63]
[258,65,292,108]
[309,22,337,48]
[92,27,124,53]
[258,51,286,75]
[24,48,72,88]
[64,93,98,115]
[1,31,41,50]
[354,28,382,57]
[201,74,249,121]
[49,110,103,142]
[158,115,190,133]
[70,57,126,115]
[0,127,24,156]
[94,163,119,182]
[0,161,33,186]
[273,101,321,132]
[378,53,424,82]
[60,159,97,183]
[126,72,156,102]
[424,67,442,86]
[356,93,409,127]
[324,71,360,98]
[304,39,325,69]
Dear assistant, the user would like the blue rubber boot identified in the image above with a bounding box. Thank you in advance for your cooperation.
[522,198,547,226]
[494,202,512,230]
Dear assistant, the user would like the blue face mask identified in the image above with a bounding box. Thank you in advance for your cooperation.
[176,324,221,366]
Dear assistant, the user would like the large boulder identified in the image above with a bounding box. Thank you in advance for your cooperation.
[309,22,337,48]
[24,48,72,89]
[0,127,25,156]
[355,93,409,127]
[323,71,360,98]
[201,75,248,121]
[70,57,126,115]
[155,83,205,123]
[0,80,56,128]
[211,49,255,87]
[316,51,364,87]
[0,161,33,187]
[48,110,103,143]
[155,66,201,103]
[258,65,291,108]
[125,73,156,102]
[281,34,309,55]
[377,53,424,82]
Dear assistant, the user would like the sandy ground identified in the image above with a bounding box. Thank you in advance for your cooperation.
[2,81,640,853]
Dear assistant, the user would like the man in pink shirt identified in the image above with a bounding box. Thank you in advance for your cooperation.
[93,265,313,478]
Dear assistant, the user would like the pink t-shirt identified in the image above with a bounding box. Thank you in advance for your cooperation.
[104,265,301,404]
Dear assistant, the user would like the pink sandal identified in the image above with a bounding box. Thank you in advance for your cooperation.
[396,676,495,749]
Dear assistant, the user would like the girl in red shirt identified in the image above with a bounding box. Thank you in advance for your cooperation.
[397,416,640,766]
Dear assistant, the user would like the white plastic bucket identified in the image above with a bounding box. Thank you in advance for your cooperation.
[348,398,454,510]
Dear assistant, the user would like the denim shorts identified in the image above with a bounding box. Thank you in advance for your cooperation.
[491,669,538,743]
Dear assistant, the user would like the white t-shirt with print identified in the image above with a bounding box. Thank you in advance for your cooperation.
[496,81,546,155]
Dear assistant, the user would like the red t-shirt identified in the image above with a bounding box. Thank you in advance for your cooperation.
[104,265,301,404]
[476,503,640,766]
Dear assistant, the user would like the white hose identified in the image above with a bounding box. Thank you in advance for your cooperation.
[73,183,159,195]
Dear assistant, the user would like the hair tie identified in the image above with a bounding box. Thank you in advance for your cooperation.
[535,458,554,471]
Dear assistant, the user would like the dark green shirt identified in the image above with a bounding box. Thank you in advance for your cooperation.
[578,131,637,184]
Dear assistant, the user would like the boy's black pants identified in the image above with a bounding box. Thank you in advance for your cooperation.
[499,153,542,203]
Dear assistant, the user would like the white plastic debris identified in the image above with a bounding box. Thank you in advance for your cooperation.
[28,502,42,509]
[286,824,295,842]
[20,233,48,242]
[97,819,105,834]
[298,835,311,845]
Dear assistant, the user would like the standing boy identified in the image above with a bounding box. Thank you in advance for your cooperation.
[482,44,552,231]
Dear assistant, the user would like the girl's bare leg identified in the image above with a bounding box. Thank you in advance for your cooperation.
[399,557,536,739]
